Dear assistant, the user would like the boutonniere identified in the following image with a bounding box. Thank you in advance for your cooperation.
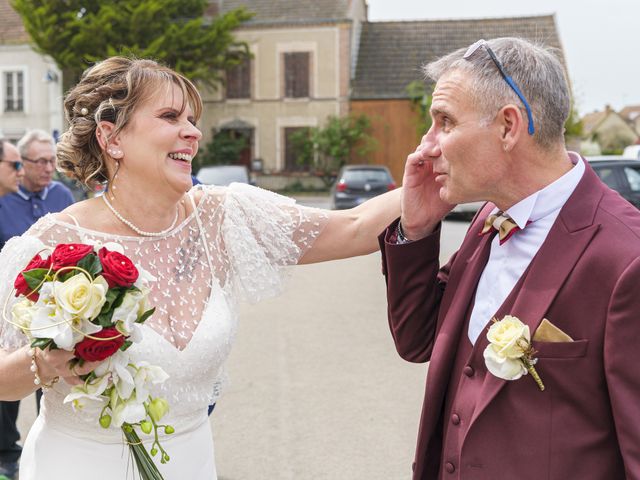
[483,315,545,391]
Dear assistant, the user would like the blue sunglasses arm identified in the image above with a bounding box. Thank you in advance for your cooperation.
[504,76,535,135]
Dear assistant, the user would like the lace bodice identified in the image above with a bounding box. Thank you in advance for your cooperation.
[0,183,328,441]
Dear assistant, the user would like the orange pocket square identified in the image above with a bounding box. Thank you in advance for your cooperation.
[533,318,573,342]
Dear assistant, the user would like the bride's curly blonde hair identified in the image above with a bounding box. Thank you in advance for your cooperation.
[57,57,202,188]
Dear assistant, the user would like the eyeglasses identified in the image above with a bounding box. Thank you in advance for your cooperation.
[22,156,56,167]
[463,39,535,136]
[0,160,23,171]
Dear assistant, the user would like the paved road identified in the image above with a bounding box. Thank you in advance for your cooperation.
[17,213,471,480]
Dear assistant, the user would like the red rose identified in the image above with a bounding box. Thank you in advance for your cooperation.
[98,247,139,288]
[74,327,126,362]
[51,243,94,270]
[14,253,52,301]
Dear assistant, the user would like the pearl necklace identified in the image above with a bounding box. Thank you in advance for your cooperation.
[102,194,179,237]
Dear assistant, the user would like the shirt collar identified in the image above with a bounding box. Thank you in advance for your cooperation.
[18,183,50,201]
[499,151,585,229]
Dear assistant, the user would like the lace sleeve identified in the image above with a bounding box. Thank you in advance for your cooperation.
[218,183,328,303]
[0,233,47,351]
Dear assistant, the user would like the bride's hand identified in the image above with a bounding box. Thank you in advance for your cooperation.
[33,348,101,386]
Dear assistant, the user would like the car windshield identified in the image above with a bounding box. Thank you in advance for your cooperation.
[197,167,248,185]
[342,169,390,183]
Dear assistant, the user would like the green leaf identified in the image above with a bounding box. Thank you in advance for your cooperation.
[77,253,103,278]
[30,338,53,350]
[136,307,156,324]
[22,269,49,291]
[120,340,133,351]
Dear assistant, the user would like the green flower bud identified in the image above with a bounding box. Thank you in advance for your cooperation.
[163,453,170,462]
[122,424,133,433]
[150,448,158,456]
[164,425,175,434]
[140,420,152,434]
[147,398,170,423]
[99,415,111,429]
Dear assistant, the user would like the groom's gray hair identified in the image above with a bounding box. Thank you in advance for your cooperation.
[425,37,570,149]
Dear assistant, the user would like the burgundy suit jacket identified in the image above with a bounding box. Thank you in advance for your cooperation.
[379,162,640,479]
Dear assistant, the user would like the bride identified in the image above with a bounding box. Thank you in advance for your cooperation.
[0,57,400,479]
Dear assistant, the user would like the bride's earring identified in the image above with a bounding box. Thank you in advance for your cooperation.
[109,160,120,201]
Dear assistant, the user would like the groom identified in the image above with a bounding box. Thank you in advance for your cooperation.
[379,37,640,479]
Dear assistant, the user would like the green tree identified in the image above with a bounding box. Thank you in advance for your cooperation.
[290,114,377,187]
[12,0,253,90]
[197,129,248,168]
[564,103,584,141]
[405,80,433,140]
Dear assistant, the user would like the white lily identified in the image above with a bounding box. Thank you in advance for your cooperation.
[111,393,147,427]
[133,362,170,400]
[63,374,110,413]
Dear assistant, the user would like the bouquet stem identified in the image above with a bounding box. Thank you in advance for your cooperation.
[522,358,545,391]
[122,425,165,480]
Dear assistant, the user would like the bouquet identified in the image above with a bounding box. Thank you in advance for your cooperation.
[6,242,172,479]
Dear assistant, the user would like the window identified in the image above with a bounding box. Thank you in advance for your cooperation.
[284,52,310,98]
[4,71,24,112]
[226,58,251,99]
[284,127,310,171]
[593,167,621,190]
[624,166,640,192]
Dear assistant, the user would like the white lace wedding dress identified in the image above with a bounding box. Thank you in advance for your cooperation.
[0,184,328,479]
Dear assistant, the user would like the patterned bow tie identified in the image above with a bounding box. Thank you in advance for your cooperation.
[479,212,522,245]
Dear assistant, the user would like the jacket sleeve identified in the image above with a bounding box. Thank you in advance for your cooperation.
[604,254,640,477]
[378,219,455,363]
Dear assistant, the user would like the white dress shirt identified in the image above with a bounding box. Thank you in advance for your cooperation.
[467,152,585,344]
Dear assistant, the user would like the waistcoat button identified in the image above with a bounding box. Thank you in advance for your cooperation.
[451,413,460,425]
[445,462,456,473]
[463,365,474,377]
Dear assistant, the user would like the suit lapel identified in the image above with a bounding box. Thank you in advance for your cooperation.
[469,164,604,426]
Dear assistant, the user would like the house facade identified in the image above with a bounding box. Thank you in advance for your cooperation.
[201,0,366,181]
[0,0,63,142]
[582,105,640,154]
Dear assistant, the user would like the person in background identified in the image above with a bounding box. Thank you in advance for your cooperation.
[0,139,24,202]
[0,138,24,480]
[0,130,74,245]
[0,130,74,480]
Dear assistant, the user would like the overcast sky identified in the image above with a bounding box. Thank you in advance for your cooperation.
[367,0,638,115]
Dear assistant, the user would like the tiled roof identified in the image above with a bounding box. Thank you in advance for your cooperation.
[218,0,351,26]
[0,0,29,44]
[352,15,565,100]
[581,111,608,136]
[619,105,640,122]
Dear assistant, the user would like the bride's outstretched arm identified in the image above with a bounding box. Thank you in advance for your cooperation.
[299,187,401,264]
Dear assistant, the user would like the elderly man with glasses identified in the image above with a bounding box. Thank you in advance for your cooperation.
[0,129,73,480]
[379,37,640,479]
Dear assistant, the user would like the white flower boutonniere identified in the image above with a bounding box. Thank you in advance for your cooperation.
[483,315,545,391]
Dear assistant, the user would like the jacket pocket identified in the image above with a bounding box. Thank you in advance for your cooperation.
[531,339,588,358]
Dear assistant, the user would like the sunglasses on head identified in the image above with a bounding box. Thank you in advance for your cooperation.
[463,39,535,136]
[0,160,23,171]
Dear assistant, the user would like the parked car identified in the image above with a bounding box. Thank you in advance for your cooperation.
[196,165,251,186]
[330,165,396,209]
[587,156,640,208]
[447,201,484,219]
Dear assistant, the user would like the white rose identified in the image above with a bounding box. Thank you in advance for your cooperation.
[483,345,528,380]
[54,274,109,321]
[486,315,530,359]
[11,298,34,337]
